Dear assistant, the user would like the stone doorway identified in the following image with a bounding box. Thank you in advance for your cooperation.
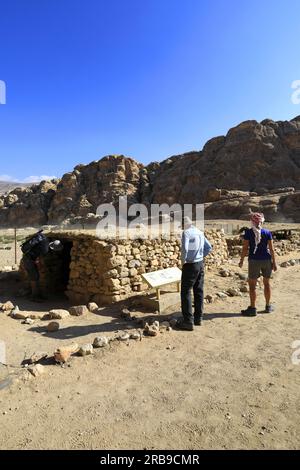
[41,239,73,295]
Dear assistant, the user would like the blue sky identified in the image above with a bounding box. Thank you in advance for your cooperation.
[1,0,300,181]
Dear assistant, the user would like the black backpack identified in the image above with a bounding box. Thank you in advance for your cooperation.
[21,230,46,255]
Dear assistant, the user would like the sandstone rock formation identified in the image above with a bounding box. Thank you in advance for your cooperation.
[1,116,300,227]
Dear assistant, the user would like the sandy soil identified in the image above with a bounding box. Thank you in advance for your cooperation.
[0,250,300,450]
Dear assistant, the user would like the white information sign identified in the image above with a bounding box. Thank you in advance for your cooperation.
[142,267,182,289]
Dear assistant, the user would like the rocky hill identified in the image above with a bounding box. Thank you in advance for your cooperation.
[1,116,300,227]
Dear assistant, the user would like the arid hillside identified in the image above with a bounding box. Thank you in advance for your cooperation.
[1,116,300,227]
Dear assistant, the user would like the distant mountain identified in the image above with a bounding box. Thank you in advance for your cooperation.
[0,181,32,195]
[1,115,300,227]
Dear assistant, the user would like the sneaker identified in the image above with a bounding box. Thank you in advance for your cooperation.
[241,306,257,317]
[175,319,194,331]
[264,304,274,313]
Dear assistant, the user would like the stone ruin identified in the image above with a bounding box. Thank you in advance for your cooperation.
[20,229,229,305]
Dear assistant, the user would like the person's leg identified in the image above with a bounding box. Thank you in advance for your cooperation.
[193,262,204,325]
[24,257,45,302]
[180,263,198,325]
[248,279,257,308]
[261,260,274,312]
[241,260,258,316]
[263,277,271,306]
[241,278,257,316]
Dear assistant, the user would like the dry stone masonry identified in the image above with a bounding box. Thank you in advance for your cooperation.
[20,229,228,305]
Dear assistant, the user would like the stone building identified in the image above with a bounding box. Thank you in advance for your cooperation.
[21,229,228,305]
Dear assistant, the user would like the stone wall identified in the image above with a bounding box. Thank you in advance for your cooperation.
[226,230,300,258]
[21,229,228,305]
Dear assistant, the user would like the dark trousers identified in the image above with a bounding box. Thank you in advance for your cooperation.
[181,261,204,324]
[22,255,39,282]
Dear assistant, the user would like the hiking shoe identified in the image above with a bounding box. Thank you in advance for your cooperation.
[175,319,194,331]
[264,304,274,314]
[241,306,257,317]
[194,318,202,326]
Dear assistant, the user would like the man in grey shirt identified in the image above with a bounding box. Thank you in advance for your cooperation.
[176,217,212,330]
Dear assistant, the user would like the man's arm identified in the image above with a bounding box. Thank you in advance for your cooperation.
[239,240,249,268]
[181,231,189,265]
[268,239,277,271]
[203,237,212,258]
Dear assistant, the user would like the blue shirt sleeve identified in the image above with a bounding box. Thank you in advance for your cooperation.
[268,231,272,240]
[203,237,212,258]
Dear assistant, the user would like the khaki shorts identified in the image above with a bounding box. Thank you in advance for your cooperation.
[248,259,272,279]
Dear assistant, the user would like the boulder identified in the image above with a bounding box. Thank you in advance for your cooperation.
[78,344,93,356]
[93,336,109,348]
[49,309,70,320]
[54,343,79,363]
[88,302,99,313]
[1,301,14,312]
[46,321,60,332]
[28,364,46,377]
[69,305,89,316]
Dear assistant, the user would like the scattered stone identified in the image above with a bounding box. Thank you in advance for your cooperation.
[78,344,93,356]
[120,308,132,320]
[24,317,35,325]
[88,302,99,313]
[29,314,40,320]
[238,273,248,281]
[280,261,290,268]
[69,305,89,316]
[93,336,109,348]
[49,309,70,320]
[205,294,215,303]
[217,292,228,299]
[11,311,29,320]
[46,321,60,332]
[239,284,249,293]
[144,322,159,337]
[1,301,15,312]
[118,332,130,341]
[130,331,142,340]
[54,343,79,363]
[29,352,48,364]
[28,364,46,377]
[160,321,170,329]
[220,269,231,277]
[227,288,241,297]
[290,259,296,266]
